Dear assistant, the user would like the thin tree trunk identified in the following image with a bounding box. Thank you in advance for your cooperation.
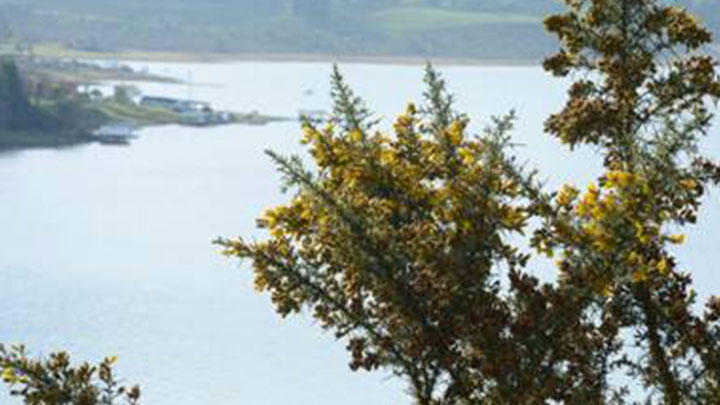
[638,287,681,405]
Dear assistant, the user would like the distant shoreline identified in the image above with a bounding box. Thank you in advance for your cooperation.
[30,42,719,67]
[32,44,543,67]
[199,53,543,67]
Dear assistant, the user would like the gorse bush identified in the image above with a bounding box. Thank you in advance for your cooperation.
[0,345,140,405]
[219,0,720,404]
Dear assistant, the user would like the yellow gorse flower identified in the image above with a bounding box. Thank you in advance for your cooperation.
[667,234,687,244]
[606,170,634,188]
[349,129,364,143]
[1,367,15,383]
[446,120,466,146]
[601,283,615,298]
[556,185,579,207]
[458,147,475,165]
[627,251,641,266]
[633,268,649,283]
[680,178,697,190]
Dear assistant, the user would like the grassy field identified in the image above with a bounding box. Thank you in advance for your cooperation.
[0,98,288,151]
[372,7,539,34]
[30,43,237,63]
[0,1,559,61]
[92,101,179,126]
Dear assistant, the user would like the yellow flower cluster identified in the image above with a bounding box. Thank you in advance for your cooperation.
[537,169,689,290]
[1,367,15,383]
[605,170,635,187]
[556,185,580,207]
[446,120,467,146]
[227,101,536,322]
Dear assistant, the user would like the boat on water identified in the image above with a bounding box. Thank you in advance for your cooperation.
[92,123,138,145]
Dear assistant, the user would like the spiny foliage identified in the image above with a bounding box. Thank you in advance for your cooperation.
[543,0,720,169]
[219,0,720,404]
[0,345,141,405]
[538,1,720,404]
[219,65,585,404]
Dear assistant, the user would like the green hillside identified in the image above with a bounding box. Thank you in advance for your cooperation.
[0,0,717,61]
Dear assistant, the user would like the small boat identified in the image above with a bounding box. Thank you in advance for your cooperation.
[92,123,138,145]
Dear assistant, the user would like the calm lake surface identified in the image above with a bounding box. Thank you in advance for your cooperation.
[1,62,718,405]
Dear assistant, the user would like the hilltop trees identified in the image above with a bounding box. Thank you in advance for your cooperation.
[220,0,720,404]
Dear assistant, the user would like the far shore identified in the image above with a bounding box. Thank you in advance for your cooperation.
[32,44,543,67]
[29,42,720,67]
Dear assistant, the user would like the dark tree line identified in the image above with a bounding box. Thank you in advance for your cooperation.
[0,60,49,131]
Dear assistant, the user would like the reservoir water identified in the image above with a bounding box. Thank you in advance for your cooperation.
[1,62,718,405]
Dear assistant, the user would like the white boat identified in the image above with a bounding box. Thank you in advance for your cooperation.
[92,123,138,145]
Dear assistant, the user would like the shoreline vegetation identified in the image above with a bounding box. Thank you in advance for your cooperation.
[32,65,180,85]
[0,54,290,152]
[0,97,291,152]
[0,113,291,152]
[0,112,290,153]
